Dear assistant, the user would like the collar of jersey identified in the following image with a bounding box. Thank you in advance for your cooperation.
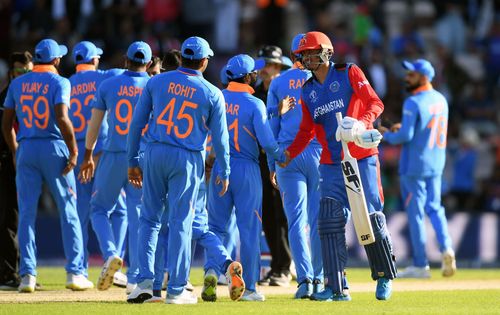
[177,67,202,76]
[32,65,58,74]
[76,64,96,72]
[226,82,255,94]
[124,70,149,77]
[412,82,433,94]
[310,61,334,87]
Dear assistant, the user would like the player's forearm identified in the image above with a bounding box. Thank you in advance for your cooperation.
[57,115,78,156]
[127,123,143,168]
[85,108,104,151]
[384,125,414,145]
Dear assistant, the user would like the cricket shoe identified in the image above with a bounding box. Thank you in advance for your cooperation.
[226,261,245,301]
[375,278,392,300]
[66,274,94,291]
[18,274,36,293]
[0,279,20,291]
[166,288,198,304]
[312,279,324,294]
[201,269,218,302]
[97,255,123,291]
[113,271,127,288]
[186,281,194,292]
[217,273,228,285]
[240,290,265,301]
[310,287,351,301]
[127,280,153,304]
[145,295,163,303]
[126,283,137,295]
[295,280,313,299]
[269,272,291,287]
[442,249,456,277]
[398,266,430,279]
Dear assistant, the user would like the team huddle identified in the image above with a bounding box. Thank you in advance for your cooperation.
[0,30,457,304]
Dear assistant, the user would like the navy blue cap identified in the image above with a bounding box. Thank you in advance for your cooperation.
[127,41,152,64]
[220,65,229,85]
[181,36,214,60]
[73,41,103,64]
[226,54,264,80]
[402,59,435,82]
[34,39,68,63]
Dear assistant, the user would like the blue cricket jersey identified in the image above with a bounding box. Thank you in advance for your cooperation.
[69,65,124,141]
[384,84,448,176]
[92,70,150,152]
[127,67,230,179]
[222,82,284,164]
[267,65,320,170]
[4,65,70,141]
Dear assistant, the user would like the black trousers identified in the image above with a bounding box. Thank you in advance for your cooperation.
[0,152,18,282]
[259,151,291,274]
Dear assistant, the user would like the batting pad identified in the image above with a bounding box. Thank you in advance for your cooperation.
[364,212,397,280]
[318,197,349,293]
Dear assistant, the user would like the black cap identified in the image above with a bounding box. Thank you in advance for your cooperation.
[257,45,283,64]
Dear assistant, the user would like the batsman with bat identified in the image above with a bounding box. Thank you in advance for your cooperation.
[282,31,397,301]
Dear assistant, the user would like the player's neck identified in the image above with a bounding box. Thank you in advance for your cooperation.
[313,63,330,84]
[76,64,96,72]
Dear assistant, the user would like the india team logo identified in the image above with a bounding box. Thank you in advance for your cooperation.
[309,90,318,103]
[330,81,340,93]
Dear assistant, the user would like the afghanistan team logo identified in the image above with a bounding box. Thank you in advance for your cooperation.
[330,81,340,93]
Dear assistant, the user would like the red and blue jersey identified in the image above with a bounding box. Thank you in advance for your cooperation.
[222,82,284,163]
[288,62,383,164]
[69,65,124,141]
[4,65,70,142]
[92,70,149,152]
[128,67,230,179]
[384,84,448,177]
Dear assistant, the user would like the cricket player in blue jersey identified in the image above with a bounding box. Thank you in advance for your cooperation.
[127,36,243,305]
[78,41,152,292]
[379,59,456,279]
[69,41,127,284]
[266,34,323,299]
[1,39,93,292]
[283,31,396,301]
[207,54,286,302]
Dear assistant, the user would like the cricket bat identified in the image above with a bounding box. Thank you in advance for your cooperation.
[335,112,375,245]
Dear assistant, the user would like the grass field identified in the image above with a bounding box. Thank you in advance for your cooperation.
[1,267,500,314]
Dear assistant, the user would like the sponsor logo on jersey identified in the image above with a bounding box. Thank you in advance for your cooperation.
[357,80,370,88]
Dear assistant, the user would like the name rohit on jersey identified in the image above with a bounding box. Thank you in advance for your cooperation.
[71,82,96,96]
[118,85,143,97]
[22,82,49,94]
[168,83,197,99]
[313,99,345,119]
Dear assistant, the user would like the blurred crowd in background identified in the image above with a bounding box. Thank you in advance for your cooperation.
[1,0,499,214]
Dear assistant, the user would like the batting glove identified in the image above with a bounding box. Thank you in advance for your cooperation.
[335,116,366,143]
[354,129,383,149]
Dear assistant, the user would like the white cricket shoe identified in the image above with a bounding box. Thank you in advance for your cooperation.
[18,274,36,293]
[113,271,127,288]
[126,282,137,295]
[398,265,431,278]
[97,255,123,291]
[442,249,457,277]
[166,288,198,304]
[127,281,153,304]
[66,274,94,291]
[186,281,194,292]
[225,261,245,301]
[240,290,265,302]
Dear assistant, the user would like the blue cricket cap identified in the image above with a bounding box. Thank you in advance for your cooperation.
[34,39,68,63]
[220,65,229,85]
[226,54,264,80]
[127,41,152,64]
[402,59,435,82]
[181,36,214,60]
[291,33,305,56]
[73,41,103,64]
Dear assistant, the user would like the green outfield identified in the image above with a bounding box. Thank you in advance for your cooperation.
[1,267,500,314]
